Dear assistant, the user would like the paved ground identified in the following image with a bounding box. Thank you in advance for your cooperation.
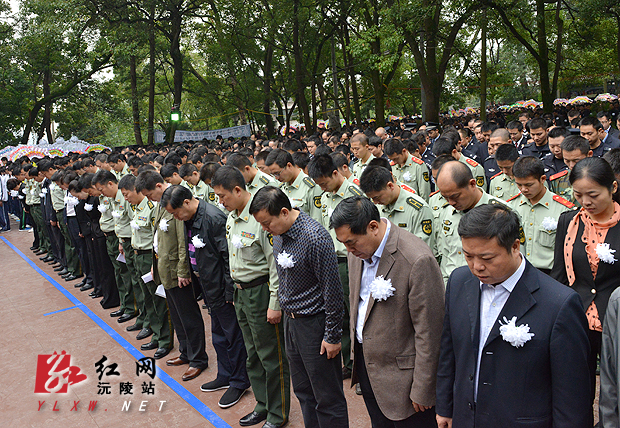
[0,220,370,427]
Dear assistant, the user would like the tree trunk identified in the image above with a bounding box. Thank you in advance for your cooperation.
[551,0,563,101]
[262,46,275,137]
[344,25,361,125]
[292,0,312,131]
[42,69,53,144]
[167,7,183,145]
[147,0,155,146]
[370,69,386,126]
[480,10,487,121]
[130,55,144,145]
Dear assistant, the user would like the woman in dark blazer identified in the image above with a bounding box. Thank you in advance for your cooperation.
[551,156,620,411]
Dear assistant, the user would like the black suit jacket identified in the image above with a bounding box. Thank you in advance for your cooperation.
[436,260,590,428]
[551,209,620,322]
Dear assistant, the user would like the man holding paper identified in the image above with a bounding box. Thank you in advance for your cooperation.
[136,170,209,380]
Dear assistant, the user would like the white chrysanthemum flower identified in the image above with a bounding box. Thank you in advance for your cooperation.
[277,251,295,269]
[98,204,107,214]
[130,220,140,230]
[10,190,19,197]
[499,316,535,347]
[84,203,93,211]
[111,210,121,219]
[39,192,45,198]
[541,217,558,231]
[30,189,37,195]
[369,275,396,301]
[597,243,617,264]
[191,235,206,249]
[49,183,57,191]
[231,234,243,249]
[159,218,169,232]
[402,171,412,182]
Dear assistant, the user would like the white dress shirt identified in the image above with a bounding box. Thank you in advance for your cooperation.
[356,219,391,343]
[475,255,525,400]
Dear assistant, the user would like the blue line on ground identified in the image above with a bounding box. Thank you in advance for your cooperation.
[43,305,77,316]
[1,236,231,428]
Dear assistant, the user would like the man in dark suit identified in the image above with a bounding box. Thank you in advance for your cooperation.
[436,204,591,428]
[332,196,445,428]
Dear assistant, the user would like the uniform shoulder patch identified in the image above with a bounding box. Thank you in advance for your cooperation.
[550,170,569,181]
[348,185,362,197]
[465,158,479,167]
[553,194,575,208]
[506,192,522,202]
[411,156,424,165]
[490,172,503,180]
[259,175,269,185]
[400,184,415,194]
[406,197,423,210]
[429,190,440,197]
[303,177,316,188]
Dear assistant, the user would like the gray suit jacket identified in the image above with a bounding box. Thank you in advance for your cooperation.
[348,221,445,420]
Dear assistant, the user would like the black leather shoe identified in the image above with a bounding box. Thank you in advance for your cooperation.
[30,246,38,251]
[240,411,268,426]
[118,313,137,323]
[110,309,124,317]
[72,273,84,280]
[57,268,69,276]
[262,422,286,428]
[90,291,103,299]
[126,322,142,332]
[40,255,54,262]
[136,328,153,340]
[154,347,171,359]
[35,249,46,255]
[46,258,58,264]
[61,273,73,279]
[80,283,94,291]
[65,274,79,282]
[342,367,352,380]
[53,265,64,272]
[140,341,158,351]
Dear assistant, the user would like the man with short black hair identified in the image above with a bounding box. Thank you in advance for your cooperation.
[249,186,348,428]
[228,153,279,195]
[549,135,593,204]
[332,196,444,428]
[579,115,618,157]
[108,153,130,179]
[179,163,208,200]
[521,118,550,159]
[489,144,520,202]
[384,139,431,200]
[545,126,569,176]
[436,204,590,428]
[506,121,528,152]
[351,133,375,178]
[433,138,487,190]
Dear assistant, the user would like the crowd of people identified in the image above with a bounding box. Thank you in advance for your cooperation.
[4,106,620,427]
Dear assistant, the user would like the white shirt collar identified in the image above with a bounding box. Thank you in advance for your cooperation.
[479,254,525,293]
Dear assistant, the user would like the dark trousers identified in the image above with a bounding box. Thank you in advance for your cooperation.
[209,302,250,390]
[338,261,353,371]
[283,312,349,428]
[93,235,119,309]
[66,216,86,277]
[167,284,208,369]
[355,341,437,428]
[48,222,64,263]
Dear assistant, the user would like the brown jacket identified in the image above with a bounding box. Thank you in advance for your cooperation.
[349,221,445,420]
[153,203,190,290]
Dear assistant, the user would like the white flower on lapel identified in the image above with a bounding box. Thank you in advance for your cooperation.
[30,189,37,195]
[84,203,93,211]
[499,316,534,347]
[130,220,140,230]
[42,188,48,195]
[159,218,169,232]
[49,183,57,191]
[369,275,396,301]
[231,234,243,249]
[541,217,558,232]
[402,171,412,182]
[98,204,107,214]
[277,251,295,269]
[596,243,617,264]
[111,210,121,219]
[10,190,19,197]
[39,192,45,198]
[192,235,206,249]
[66,196,79,207]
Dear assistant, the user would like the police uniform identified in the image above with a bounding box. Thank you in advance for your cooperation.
[352,154,376,178]
[131,196,172,350]
[100,194,132,316]
[548,169,577,205]
[112,189,139,320]
[489,172,520,202]
[226,196,290,426]
[112,164,131,180]
[459,155,487,190]
[543,154,567,176]
[187,180,209,200]
[521,142,551,160]
[428,190,447,220]
[482,156,499,183]
[508,190,575,273]
[319,177,364,372]
[381,185,435,250]
[435,191,513,283]
[391,155,431,201]
[279,171,324,222]
[247,170,279,196]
